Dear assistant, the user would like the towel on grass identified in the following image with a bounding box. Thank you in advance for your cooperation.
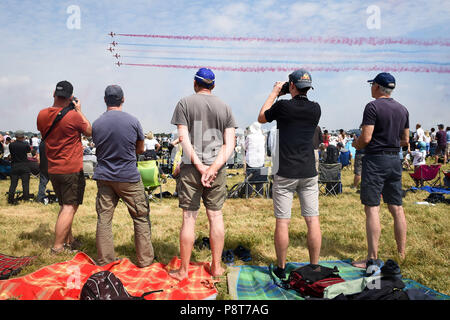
[0,252,217,300]
[227,260,449,300]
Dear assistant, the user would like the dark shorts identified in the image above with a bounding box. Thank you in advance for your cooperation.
[435,145,446,156]
[49,171,86,206]
[178,163,227,211]
[360,154,403,206]
[354,153,364,176]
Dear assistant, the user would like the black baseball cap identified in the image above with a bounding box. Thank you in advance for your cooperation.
[104,85,124,106]
[54,81,73,98]
[367,73,396,89]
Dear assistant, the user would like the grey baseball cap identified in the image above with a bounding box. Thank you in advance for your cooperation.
[15,130,25,138]
[104,85,124,106]
[289,69,314,90]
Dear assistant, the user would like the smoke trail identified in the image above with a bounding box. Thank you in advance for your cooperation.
[116,33,450,47]
[122,63,450,73]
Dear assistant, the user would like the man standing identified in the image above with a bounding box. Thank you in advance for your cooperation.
[352,73,409,268]
[170,68,236,280]
[7,130,31,204]
[92,85,154,267]
[434,124,447,164]
[37,80,92,254]
[258,69,322,280]
[414,123,425,143]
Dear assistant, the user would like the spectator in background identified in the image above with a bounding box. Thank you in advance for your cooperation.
[430,127,437,156]
[352,125,365,190]
[323,129,330,147]
[414,123,425,143]
[92,85,154,267]
[37,80,92,254]
[31,135,40,152]
[446,126,450,163]
[3,137,11,159]
[7,130,31,204]
[435,124,447,164]
[410,141,427,169]
[313,126,323,172]
[245,121,266,195]
[424,130,431,156]
[143,131,160,160]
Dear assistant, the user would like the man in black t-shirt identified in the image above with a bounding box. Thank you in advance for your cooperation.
[8,130,31,204]
[352,73,409,269]
[258,69,322,280]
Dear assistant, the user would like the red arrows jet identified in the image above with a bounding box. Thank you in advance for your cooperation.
[108,32,116,37]
[116,61,122,67]
[113,53,121,59]
[107,47,114,52]
[110,41,118,46]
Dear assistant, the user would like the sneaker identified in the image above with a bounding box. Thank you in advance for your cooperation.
[273,266,287,280]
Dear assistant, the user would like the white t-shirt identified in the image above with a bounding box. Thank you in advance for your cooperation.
[411,150,426,166]
[415,128,425,142]
[31,137,40,147]
[144,138,159,151]
[245,133,265,168]
[424,135,431,144]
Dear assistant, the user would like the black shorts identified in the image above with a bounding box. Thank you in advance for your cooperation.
[49,171,86,206]
[360,154,403,206]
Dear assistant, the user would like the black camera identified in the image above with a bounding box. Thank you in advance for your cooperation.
[279,82,290,96]
[68,97,78,109]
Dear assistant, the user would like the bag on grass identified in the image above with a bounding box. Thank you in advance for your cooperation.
[285,264,345,298]
[80,271,162,300]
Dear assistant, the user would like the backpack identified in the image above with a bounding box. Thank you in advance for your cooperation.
[80,271,163,300]
[325,145,339,164]
[285,264,345,298]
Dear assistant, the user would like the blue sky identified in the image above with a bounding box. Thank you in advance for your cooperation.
[0,0,449,134]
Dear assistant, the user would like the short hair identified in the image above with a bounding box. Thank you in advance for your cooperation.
[378,85,393,96]
[195,79,214,90]
[438,124,444,129]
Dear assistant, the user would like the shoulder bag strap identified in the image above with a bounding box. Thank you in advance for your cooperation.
[42,104,75,141]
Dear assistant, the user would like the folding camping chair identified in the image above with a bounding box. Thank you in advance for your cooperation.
[318,163,342,196]
[444,170,450,188]
[137,160,163,201]
[244,167,271,199]
[338,150,351,170]
[409,164,442,188]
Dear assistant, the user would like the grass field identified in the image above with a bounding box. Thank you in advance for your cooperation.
[0,160,449,299]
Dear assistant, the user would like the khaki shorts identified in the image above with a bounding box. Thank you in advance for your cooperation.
[354,153,365,176]
[272,174,319,219]
[49,171,86,206]
[178,163,227,211]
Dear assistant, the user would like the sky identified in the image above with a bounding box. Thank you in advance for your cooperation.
[0,0,449,136]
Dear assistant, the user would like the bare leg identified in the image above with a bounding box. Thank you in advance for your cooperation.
[274,218,290,269]
[169,210,198,281]
[353,174,361,188]
[205,209,225,277]
[53,204,78,250]
[353,205,381,268]
[388,204,407,260]
[304,216,321,265]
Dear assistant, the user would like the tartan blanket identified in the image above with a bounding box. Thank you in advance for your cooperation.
[0,253,217,300]
[227,260,450,300]
[0,253,37,280]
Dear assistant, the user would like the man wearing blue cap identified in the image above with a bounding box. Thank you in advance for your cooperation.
[352,72,409,268]
[92,85,154,267]
[258,69,322,280]
[170,68,237,280]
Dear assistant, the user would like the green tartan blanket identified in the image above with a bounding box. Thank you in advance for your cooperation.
[227,260,449,300]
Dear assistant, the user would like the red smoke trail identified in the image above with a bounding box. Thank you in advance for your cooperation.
[116,34,450,47]
[122,63,450,73]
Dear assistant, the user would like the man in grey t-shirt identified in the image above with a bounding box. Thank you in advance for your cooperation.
[169,68,236,281]
[92,85,154,268]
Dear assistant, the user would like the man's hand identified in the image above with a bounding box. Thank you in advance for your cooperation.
[73,98,81,112]
[273,81,284,96]
[201,165,218,188]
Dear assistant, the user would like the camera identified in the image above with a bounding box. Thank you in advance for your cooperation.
[69,96,78,109]
[279,82,290,96]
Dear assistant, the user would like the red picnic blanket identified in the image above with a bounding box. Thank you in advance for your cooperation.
[0,253,218,300]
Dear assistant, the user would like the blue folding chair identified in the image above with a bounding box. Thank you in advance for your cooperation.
[338,150,351,170]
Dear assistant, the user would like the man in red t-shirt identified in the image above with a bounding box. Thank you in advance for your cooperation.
[37,80,92,254]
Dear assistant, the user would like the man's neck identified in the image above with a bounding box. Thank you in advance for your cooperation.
[195,89,212,95]
[52,99,70,108]
[107,106,122,111]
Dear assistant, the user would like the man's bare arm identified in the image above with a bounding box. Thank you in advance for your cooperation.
[352,125,374,150]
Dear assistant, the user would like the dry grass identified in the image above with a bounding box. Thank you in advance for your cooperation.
[0,161,449,300]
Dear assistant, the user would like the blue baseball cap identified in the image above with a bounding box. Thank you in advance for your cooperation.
[418,141,426,151]
[368,72,396,89]
[289,69,313,90]
[194,68,215,88]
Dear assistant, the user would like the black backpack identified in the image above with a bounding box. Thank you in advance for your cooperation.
[80,271,163,300]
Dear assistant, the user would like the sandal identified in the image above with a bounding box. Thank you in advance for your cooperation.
[65,238,83,251]
[233,245,251,262]
[221,249,235,265]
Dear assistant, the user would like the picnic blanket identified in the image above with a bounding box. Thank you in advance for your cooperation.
[227,260,449,300]
[411,186,450,194]
[0,252,217,300]
[0,253,37,280]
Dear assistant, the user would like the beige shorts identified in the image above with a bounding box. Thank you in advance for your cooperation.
[273,174,319,219]
[178,163,227,211]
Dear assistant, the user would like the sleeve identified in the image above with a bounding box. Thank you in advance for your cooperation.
[170,100,188,126]
[225,106,238,129]
[404,109,410,129]
[136,120,145,141]
[362,102,377,126]
[73,111,88,134]
[264,101,282,123]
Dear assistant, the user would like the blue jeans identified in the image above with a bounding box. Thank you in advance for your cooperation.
[37,173,49,202]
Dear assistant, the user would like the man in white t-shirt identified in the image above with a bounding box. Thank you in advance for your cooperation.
[414,123,425,142]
